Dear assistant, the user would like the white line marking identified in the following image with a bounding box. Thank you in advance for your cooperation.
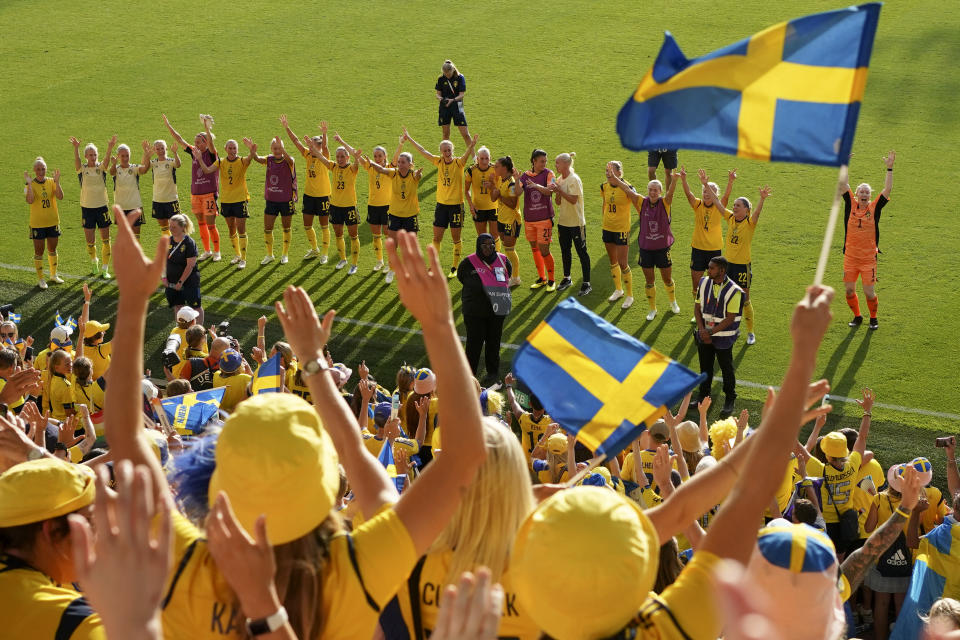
[3,261,957,421]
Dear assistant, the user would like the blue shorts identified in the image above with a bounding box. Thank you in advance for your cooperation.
[434,203,464,229]
[602,229,628,246]
[29,225,61,240]
[726,261,752,290]
[329,204,359,226]
[221,202,248,219]
[388,215,419,233]
[690,247,721,271]
[81,206,111,229]
[165,286,202,308]
[647,149,679,170]
[151,200,180,220]
[438,102,467,127]
[265,200,296,217]
[367,205,389,225]
[302,194,329,217]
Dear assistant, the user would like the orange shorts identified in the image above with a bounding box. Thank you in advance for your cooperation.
[843,257,877,286]
[190,193,219,217]
[524,219,553,245]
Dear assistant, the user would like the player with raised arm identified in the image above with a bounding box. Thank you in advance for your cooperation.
[488,156,523,287]
[141,138,181,236]
[109,143,149,241]
[601,161,638,309]
[304,133,363,274]
[633,172,681,321]
[248,136,297,266]
[679,166,733,321]
[365,146,424,284]
[24,157,64,289]
[70,134,117,278]
[358,138,404,271]
[194,138,256,270]
[465,146,499,245]
[280,116,332,262]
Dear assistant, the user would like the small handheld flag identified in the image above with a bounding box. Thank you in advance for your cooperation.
[513,298,705,459]
[377,439,406,494]
[160,387,226,434]
[55,312,77,333]
[251,353,283,395]
[7,312,21,324]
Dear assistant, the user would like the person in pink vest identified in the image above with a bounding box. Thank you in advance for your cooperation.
[456,233,511,385]
[248,136,297,265]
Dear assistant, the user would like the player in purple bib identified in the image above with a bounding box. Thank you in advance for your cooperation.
[518,149,557,291]
[249,136,297,265]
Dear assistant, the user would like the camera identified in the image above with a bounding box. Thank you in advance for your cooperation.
[162,333,182,370]
[0,304,13,320]
[216,321,231,337]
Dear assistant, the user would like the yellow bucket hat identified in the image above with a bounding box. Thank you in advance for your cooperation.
[209,394,340,545]
[0,459,95,527]
[511,486,660,640]
[676,420,701,453]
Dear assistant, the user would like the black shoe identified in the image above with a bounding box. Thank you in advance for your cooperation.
[578,282,592,296]
[557,277,573,292]
[687,398,700,413]
[719,397,736,419]
[868,317,878,330]
[848,315,863,328]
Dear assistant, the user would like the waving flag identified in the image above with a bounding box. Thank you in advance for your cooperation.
[251,353,283,395]
[891,519,960,639]
[513,298,704,458]
[378,439,406,494]
[160,387,225,434]
[55,312,77,333]
[6,312,21,324]
[617,3,881,166]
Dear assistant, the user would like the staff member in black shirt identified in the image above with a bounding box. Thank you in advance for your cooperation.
[163,213,203,326]
[457,233,511,385]
[435,60,472,145]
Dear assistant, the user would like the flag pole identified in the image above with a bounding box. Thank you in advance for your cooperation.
[564,454,607,487]
[813,164,849,286]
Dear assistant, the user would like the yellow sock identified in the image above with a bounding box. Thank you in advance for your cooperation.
[86,243,97,260]
[321,225,330,256]
[452,241,462,269]
[239,234,247,260]
[350,236,360,265]
[645,284,656,310]
[506,248,520,278]
[372,234,383,262]
[431,239,442,257]
[622,267,633,298]
[305,227,318,250]
[744,299,755,332]
[495,237,503,253]
[665,279,677,303]
[33,255,44,279]
[264,230,274,256]
[610,264,622,291]
[101,239,111,269]
[336,236,347,261]
[282,229,291,256]
[48,252,58,278]
[230,233,241,257]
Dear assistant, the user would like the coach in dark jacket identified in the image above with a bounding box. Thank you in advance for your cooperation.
[457,233,511,383]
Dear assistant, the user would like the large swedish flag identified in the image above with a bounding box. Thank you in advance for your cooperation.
[891,519,960,639]
[251,353,283,395]
[377,439,406,494]
[160,387,225,434]
[513,298,705,458]
[617,3,882,166]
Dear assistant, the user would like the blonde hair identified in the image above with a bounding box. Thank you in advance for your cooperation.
[707,181,719,194]
[84,143,98,156]
[33,156,47,170]
[608,160,623,174]
[170,213,194,235]
[429,418,534,586]
[648,179,663,191]
[439,140,454,153]
[442,59,459,75]
[476,146,490,159]
[154,139,167,151]
[855,182,872,195]
[372,145,387,157]
[398,151,413,164]
[555,152,576,166]
[923,598,960,630]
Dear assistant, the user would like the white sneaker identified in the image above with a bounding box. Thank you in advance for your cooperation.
[319,254,329,265]
[373,260,384,272]
[348,265,358,275]
[260,254,275,266]
[746,333,756,345]
[690,316,697,323]
[508,276,522,287]
[304,248,319,260]
[385,270,395,284]
[237,260,247,270]
[335,259,348,270]
[280,255,289,265]
[100,269,112,280]
[621,296,634,310]
[50,275,64,284]
[211,251,222,262]
[230,255,240,265]
[670,301,681,314]
[608,289,624,302]
[646,308,658,321]
[38,279,48,290]
[199,251,213,261]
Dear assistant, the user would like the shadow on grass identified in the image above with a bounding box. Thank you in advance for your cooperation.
[832,331,874,398]
[820,326,860,386]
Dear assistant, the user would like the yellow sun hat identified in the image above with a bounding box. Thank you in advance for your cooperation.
[0,459,95,527]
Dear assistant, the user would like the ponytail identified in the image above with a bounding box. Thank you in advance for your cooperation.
[497,155,514,173]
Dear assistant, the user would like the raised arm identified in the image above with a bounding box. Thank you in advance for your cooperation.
[804,412,827,454]
[678,166,696,207]
[24,171,34,204]
[332,133,362,172]
[171,143,182,168]
[945,438,960,500]
[502,373,524,420]
[362,155,393,176]
[751,185,771,226]
[607,171,641,206]
[140,140,152,172]
[69,137,82,171]
[53,168,63,199]
[881,150,894,199]
[852,388,873,459]
[305,136,333,169]
[101,135,118,172]
[191,147,218,174]
[202,115,216,156]
[721,168,736,208]
[401,128,435,161]
[392,135,404,165]
[459,134,479,164]
[243,138,266,165]
[109,155,118,177]
[161,113,190,150]
[664,171,679,206]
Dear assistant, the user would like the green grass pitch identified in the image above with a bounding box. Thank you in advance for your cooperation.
[1,0,957,486]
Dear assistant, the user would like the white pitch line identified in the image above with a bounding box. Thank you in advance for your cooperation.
[2,261,957,422]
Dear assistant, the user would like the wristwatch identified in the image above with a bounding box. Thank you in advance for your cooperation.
[27,447,45,461]
[246,606,288,636]
[300,357,328,378]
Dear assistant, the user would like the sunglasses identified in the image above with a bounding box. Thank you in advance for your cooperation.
[0,332,15,338]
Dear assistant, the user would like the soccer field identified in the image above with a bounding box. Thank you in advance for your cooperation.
[1,1,958,484]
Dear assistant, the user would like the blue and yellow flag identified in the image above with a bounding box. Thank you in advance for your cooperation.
[160,387,225,434]
[617,3,881,166]
[891,519,960,639]
[55,312,77,332]
[251,353,283,395]
[377,439,406,494]
[513,298,705,458]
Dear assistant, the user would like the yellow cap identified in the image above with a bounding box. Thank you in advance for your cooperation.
[209,394,340,545]
[676,420,701,453]
[83,320,110,338]
[0,459,95,526]
[511,486,660,640]
[546,433,568,455]
[821,432,849,459]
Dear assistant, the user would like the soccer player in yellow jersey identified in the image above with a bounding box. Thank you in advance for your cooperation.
[24,157,64,289]
[403,126,479,278]
[488,156,523,287]
[601,161,638,310]
[280,115,333,262]
[358,139,404,271]
[140,138,181,237]
[109,144,149,241]
[679,166,734,320]
[306,133,363,274]
[70,134,117,278]
[194,138,255,270]
[465,146,499,242]
[720,170,771,345]
[365,150,423,284]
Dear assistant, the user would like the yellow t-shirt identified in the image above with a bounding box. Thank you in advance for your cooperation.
[366,163,393,207]
[765,458,802,518]
[302,149,332,198]
[218,157,250,204]
[0,554,106,639]
[113,164,143,210]
[0,378,25,411]
[806,451,863,523]
[465,164,498,210]
[496,178,521,226]
[601,181,634,233]
[212,372,252,413]
[723,212,756,264]
[150,157,179,203]
[29,178,60,228]
[631,550,722,639]
[397,550,541,640]
[621,449,677,493]
[78,165,108,208]
[72,377,106,414]
[388,169,421,218]
[361,431,420,458]
[330,162,359,208]
[86,342,112,381]
[430,156,467,205]
[518,412,552,468]
[690,198,728,251]
[47,372,74,420]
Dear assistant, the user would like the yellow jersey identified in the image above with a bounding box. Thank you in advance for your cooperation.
[601,181,634,233]
[723,212,756,264]
[430,156,467,205]
[496,178,521,226]
[78,165,108,208]
[630,551,723,639]
[72,377,106,415]
[806,452,862,523]
[465,164,498,210]
[621,449,677,493]
[212,372,252,413]
[28,178,60,228]
[690,199,727,251]
[765,458,802,518]
[365,163,393,207]
[47,372,74,420]
[218,157,250,204]
[0,378,25,412]
[361,431,420,458]
[86,342,112,380]
[388,169,421,218]
[112,164,143,210]
[302,149,332,197]
[518,412,552,468]
[330,162,359,208]
[161,506,416,640]
[150,157,179,203]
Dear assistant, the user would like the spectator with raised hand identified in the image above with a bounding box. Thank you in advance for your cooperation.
[430,568,503,640]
